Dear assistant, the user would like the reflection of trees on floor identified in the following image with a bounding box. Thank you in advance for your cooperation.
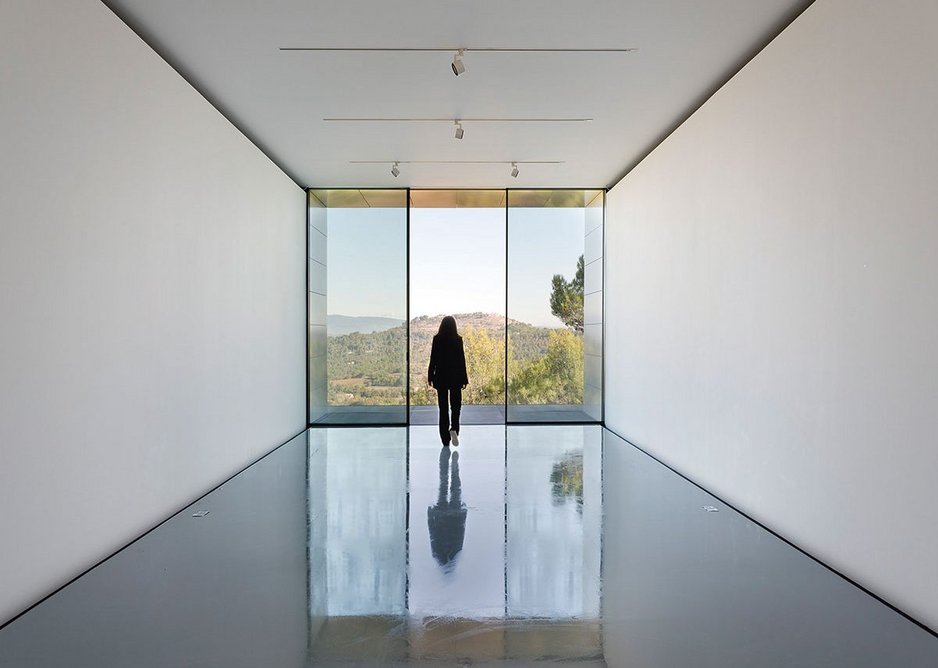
[551,451,585,514]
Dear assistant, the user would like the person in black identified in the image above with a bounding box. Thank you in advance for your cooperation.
[427,315,469,447]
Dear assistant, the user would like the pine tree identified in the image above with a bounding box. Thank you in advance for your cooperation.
[549,255,584,333]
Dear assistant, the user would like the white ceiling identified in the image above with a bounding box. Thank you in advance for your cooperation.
[103,0,811,189]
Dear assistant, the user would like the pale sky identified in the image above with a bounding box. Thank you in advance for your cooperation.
[409,208,505,318]
[326,206,586,327]
[506,208,585,327]
[327,208,407,320]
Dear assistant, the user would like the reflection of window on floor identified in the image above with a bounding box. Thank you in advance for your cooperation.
[308,429,407,623]
[507,427,601,620]
[308,426,603,663]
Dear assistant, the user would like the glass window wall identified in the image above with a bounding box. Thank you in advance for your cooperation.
[308,190,408,425]
[307,189,603,426]
[408,190,507,425]
[507,190,604,422]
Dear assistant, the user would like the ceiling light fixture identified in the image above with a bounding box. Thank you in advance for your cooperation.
[390,161,400,177]
[454,120,464,140]
[510,162,519,178]
[452,49,466,76]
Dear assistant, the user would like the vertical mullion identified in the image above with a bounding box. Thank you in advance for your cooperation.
[406,188,411,425]
[503,422,509,622]
[305,190,311,426]
[404,428,410,612]
[504,188,509,424]
[601,190,606,425]
[404,192,412,613]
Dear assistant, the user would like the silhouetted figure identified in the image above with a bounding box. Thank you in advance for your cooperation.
[427,315,469,446]
[427,448,467,571]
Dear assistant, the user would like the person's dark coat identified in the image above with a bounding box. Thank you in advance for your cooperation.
[428,334,469,389]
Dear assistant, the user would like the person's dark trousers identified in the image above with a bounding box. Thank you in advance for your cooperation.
[436,386,462,445]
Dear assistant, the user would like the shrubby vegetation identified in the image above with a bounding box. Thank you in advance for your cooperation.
[508,328,583,405]
[327,316,584,406]
[325,257,586,407]
[326,327,407,405]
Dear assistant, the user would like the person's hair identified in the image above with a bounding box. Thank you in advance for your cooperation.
[437,315,458,339]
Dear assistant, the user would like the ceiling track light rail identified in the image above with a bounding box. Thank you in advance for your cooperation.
[350,160,564,164]
[356,159,557,178]
[323,118,592,123]
[325,117,589,141]
[282,46,636,76]
[281,47,638,53]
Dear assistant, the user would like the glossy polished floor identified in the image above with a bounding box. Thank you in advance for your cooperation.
[1,426,935,667]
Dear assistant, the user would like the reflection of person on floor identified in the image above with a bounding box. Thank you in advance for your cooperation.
[427,315,469,447]
[428,447,467,571]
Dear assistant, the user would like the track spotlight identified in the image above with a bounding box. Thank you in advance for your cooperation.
[390,161,400,177]
[451,49,466,76]
[454,120,464,140]
[510,162,519,178]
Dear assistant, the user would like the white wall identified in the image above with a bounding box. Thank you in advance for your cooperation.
[605,0,938,629]
[0,0,306,625]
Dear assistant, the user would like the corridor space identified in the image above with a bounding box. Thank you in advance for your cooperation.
[0,426,935,667]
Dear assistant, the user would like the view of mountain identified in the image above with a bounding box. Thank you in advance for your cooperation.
[326,312,583,407]
[327,314,404,336]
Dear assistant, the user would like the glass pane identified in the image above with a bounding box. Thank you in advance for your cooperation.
[409,191,506,425]
[507,190,603,423]
[583,194,604,422]
[506,426,602,625]
[308,195,327,423]
[308,190,408,425]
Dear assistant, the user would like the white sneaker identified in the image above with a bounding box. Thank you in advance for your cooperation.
[450,429,459,446]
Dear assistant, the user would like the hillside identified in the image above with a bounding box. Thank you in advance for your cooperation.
[326,312,572,406]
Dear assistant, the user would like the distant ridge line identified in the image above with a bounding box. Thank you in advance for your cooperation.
[327,312,563,336]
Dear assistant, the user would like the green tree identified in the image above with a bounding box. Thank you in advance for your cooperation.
[549,255,584,333]
[462,325,505,404]
[509,329,583,404]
